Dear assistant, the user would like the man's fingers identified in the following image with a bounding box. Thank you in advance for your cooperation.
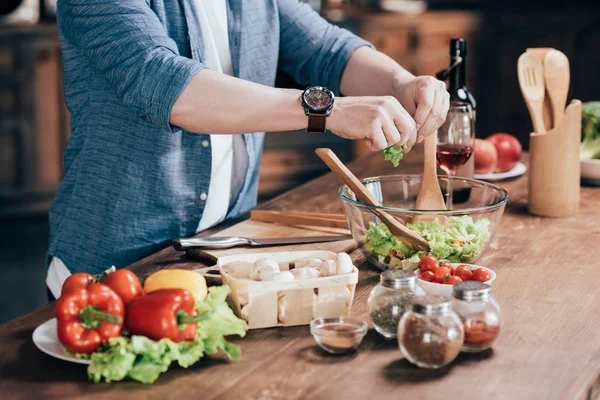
[366,127,388,151]
[381,114,401,148]
[413,85,434,130]
[417,87,448,139]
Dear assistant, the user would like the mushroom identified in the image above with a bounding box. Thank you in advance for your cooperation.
[291,267,320,280]
[277,294,286,323]
[270,270,295,282]
[241,304,250,322]
[237,290,249,307]
[250,258,280,281]
[317,259,337,277]
[336,252,353,275]
[294,257,323,269]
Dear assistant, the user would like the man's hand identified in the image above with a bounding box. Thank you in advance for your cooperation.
[328,96,417,152]
[392,75,450,150]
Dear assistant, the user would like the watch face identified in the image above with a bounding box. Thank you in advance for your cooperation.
[303,86,333,111]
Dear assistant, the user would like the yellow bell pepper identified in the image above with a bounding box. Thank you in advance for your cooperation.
[144,269,207,301]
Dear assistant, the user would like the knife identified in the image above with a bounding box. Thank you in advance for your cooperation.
[173,235,352,251]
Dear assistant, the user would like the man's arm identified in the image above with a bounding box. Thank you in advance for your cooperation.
[60,0,414,151]
[341,47,450,149]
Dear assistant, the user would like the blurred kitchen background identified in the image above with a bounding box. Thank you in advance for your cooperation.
[1,0,599,323]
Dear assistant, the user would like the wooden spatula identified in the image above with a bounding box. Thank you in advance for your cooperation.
[518,52,547,134]
[414,132,446,212]
[526,48,554,129]
[315,148,430,251]
[544,49,570,127]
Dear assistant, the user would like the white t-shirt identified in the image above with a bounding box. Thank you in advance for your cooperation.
[46,0,248,298]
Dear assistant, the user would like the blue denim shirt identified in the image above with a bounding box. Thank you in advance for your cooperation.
[49,0,370,274]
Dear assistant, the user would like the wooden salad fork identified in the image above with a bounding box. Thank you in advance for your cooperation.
[315,148,430,251]
[518,52,547,134]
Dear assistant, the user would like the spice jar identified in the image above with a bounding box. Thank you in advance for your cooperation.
[368,270,417,338]
[452,281,501,352]
[398,295,464,368]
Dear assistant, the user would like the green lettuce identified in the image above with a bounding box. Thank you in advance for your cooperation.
[382,145,405,167]
[581,101,600,160]
[365,216,490,267]
[87,285,247,384]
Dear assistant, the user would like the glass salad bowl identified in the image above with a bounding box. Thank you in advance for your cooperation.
[338,175,508,271]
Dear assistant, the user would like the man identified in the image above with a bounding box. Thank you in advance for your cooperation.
[47,0,449,298]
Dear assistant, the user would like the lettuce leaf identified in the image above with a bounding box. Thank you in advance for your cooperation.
[382,145,405,167]
[365,215,490,265]
[87,285,247,384]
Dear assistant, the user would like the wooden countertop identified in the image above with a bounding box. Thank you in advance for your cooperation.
[1,149,600,400]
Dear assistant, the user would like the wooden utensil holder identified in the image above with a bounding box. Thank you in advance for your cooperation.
[528,100,581,217]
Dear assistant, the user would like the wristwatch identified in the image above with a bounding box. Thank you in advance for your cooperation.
[301,85,335,134]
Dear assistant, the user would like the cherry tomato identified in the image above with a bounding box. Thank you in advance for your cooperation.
[419,271,436,282]
[434,266,452,284]
[440,261,453,270]
[61,273,94,295]
[419,255,439,273]
[102,269,144,304]
[472,268,491,283]
[454,265,473,281]
[446,276,463,285]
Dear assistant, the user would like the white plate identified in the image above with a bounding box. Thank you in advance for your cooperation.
[581,159,600,186]
[474,162,527,182]
[32,318,91,365]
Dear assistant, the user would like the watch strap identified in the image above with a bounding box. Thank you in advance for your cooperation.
[306,113,327,134]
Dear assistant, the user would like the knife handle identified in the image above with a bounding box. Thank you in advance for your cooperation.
[173,236,253,250]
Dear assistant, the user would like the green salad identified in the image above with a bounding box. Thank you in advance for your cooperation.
[365,216,491,269]
[87,286,247,384]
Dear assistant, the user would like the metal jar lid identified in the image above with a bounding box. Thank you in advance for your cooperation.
[411,294,451,315]
[453,281,491,301]
[380,269,417,289]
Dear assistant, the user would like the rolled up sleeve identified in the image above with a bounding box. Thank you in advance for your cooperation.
[277,0,373,95]
[58,0,204,130]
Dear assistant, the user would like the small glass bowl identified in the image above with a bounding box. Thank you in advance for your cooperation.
[310,316,368,354]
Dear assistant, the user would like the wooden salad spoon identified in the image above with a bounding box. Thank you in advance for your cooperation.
[544,49,570,127]
[315,148,430,251]
[414,132,446,213]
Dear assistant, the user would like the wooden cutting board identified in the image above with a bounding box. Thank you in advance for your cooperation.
[185,220,356,284]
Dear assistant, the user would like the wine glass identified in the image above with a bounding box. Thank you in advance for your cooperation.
[436,102,475,209]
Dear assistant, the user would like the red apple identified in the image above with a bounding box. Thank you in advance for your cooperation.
[474,138,498,174]
[487,133,522,173]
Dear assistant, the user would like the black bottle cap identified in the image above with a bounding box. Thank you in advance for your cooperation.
[450,38,467,57]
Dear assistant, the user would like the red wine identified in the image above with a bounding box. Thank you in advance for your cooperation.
[436,144,473,171]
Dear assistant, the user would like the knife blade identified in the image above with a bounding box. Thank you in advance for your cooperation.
[173,235,352,251]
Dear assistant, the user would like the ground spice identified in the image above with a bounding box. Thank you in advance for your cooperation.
[462,318,500,350]
[400,313,463,367]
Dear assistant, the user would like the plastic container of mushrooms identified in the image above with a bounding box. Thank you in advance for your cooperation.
[218,250,359,329]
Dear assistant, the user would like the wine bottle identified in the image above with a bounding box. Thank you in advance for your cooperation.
[436,38,476,203]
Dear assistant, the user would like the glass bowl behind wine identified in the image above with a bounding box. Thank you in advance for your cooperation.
[338,175,508,271]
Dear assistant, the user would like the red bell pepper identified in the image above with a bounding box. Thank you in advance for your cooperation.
[55,283,124,354]
[125,289,211,342]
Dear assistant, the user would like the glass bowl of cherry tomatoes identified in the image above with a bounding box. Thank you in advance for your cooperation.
[417,255,496,298]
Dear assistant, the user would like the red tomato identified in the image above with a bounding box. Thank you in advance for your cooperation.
[446,276,463,285]
[440,261,453,274]
[61,273,94,295]
[434,266,452,284]
[472,268,491,283]
[474,138,498,175]
[454,265,473,281]
[487,133,522,173]
[419,271,436,282]
[102,269,144,304]
[419,255,440,273]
